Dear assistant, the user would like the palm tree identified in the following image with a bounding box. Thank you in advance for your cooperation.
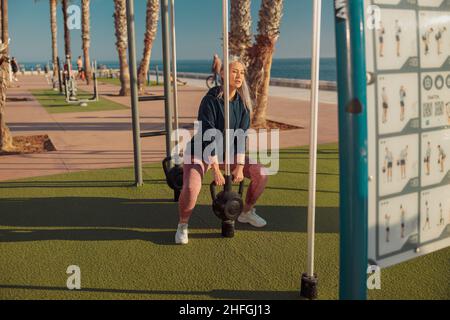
[229,0,252,66]
[137,0,160,92]
[0,1,2,39]
[1,0,8,55]
[50,0,59,87]
[230,0,284,128]
[61,0,71,58]
[81,0,92,84]
[1,0,9,75]
[247,0,283,128]
[0,1,13,152]
[113,0,130,96]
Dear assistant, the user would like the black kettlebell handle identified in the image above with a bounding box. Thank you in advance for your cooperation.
[210,175,244,201]
[162,156,171,177]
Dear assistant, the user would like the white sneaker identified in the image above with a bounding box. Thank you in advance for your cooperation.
[238,208,267,228]
[175,223,189,244]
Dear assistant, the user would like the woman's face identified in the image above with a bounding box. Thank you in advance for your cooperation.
[222,61,245,90]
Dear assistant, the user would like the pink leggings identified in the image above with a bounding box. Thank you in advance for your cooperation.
[178,157,268,223]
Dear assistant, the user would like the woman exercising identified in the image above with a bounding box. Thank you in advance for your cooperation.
[175,58,269,245]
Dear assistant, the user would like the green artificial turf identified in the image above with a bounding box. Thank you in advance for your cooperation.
[0,144,448,300]
[30,89,127,114]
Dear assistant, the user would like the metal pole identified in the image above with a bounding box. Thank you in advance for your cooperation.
[161,0,174,160]
[334,0,368,300]
[57,56,63,94]
[156,65,159,85]
[300,0,321,300]
[307,0,321,278]
[222,0,230,177]
[126,0,143,186]
[170,0,180,157]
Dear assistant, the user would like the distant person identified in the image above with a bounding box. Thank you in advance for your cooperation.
[211,54,222,86]
[10,57,19,82]
[76,56,85,81]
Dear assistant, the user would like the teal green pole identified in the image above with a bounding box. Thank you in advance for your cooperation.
[334,0,368,300]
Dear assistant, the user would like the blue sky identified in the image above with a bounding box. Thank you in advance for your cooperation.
[9,0,336,62]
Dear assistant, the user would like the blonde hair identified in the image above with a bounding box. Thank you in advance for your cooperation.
[218,56,253,114]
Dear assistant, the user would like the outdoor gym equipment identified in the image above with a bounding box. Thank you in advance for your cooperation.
[56,56,63,94]
[127,0,183,201]
[207,0,245,239]
[64,60,99,106]
[161,0,184,202]
[62,55,78,101]
[300,0,322,301]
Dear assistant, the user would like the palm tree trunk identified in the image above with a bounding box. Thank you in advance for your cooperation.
[250,39,275,128]
[137,0,160,92]
[0,1,2,41]
[1,0,8,54]
[230,0,252,66]
[81,0,92,85]
[0,47,13,151]
[247,0,284,128]
[50,0,59,88]
[113,0,130,96]
[62,0,71,57]
[1,0,10,86]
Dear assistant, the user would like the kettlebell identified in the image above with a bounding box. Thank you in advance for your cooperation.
[210,175,245,238]
[162,156,183,202]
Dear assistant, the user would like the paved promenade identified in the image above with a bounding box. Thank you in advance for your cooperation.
[0,75,338,181]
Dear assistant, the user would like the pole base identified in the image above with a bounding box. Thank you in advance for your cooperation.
[221,220,235,238]
[300,273,318,300]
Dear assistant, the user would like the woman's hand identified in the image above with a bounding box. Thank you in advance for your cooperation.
[212,165,226,186]
[232,165,244,184]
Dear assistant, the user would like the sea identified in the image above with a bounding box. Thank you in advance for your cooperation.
[20,58,337,82]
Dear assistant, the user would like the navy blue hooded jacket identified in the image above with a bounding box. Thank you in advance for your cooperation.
[186,86,251,164]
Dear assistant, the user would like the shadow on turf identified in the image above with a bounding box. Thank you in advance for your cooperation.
[0,284,304,300]
[0,197,339,244]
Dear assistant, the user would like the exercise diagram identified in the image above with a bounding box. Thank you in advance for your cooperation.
[435,26,447,55]
[422,27,434,56]
[423,201,431,231]
[378,22,386,58]
[400,205,406,239]
[398,145,409,180]
[382,87,389,124]
[447,102,450,124]
[399,85,406,122]
[424,141,447,176]
[385,213,391,243]
[384,204,409,243]
[437,203,445,227]
[424,141,432,176]
[377,20,403,58]
[437,144,446,173]
[383,147,394,183]
[395,20,402,57]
